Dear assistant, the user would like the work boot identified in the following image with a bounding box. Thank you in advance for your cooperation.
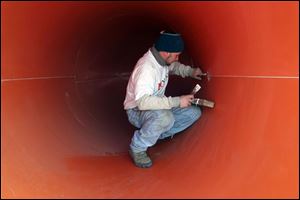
[129,150,152,168]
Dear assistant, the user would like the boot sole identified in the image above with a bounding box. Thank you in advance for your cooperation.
[134,161,152,168]
[129,150,153,168]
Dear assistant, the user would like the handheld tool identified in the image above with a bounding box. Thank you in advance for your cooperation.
[191,84,201,95]
[201,72,211,81]
[192,98,215,108]
[190,83,215,108]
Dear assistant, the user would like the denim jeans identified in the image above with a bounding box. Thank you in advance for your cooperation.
[126,106,201,153]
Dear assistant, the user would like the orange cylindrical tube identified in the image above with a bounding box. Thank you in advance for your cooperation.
[1,2,298,198]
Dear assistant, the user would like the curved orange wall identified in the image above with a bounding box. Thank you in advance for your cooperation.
[1,2,299,198]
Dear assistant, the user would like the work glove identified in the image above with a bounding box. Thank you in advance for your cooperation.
[191,67,204,80]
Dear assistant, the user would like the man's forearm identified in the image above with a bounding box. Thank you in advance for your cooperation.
[136,94,180,110]
[168,62,194,78]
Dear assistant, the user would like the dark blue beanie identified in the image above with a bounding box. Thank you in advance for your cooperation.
[154,31,184,52]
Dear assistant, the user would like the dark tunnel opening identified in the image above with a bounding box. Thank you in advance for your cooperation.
[69,12,202,154]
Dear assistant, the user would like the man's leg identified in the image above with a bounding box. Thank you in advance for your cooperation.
[159,106,201,139]
[126,109,175,167]
[128,109,175,152]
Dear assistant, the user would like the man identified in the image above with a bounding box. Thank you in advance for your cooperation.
[124,30,204,168]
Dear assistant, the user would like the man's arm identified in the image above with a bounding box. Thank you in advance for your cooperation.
[136,94,194,110]
[133,62,195,110]
[133,63,181,110]
[168,62,203,80]
[136,94,180,110]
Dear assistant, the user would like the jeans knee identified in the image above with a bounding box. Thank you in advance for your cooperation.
[190,106,201,121]
[152,110,175,130]
[161,110,175,129]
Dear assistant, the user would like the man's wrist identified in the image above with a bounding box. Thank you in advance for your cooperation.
[171,96,181,107]
[189,67,195,77]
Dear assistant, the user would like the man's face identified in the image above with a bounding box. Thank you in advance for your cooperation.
[165,52,181,64]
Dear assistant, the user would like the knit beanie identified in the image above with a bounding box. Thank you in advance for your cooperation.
[154,31,184,52]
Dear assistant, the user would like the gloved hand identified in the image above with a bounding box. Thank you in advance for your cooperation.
[191,67,204,80]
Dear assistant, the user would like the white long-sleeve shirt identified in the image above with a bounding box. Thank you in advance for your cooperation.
[123,48,194,110]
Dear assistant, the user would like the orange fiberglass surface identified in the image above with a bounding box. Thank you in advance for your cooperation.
[1,1,299,198]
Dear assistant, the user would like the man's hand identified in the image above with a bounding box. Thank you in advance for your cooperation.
[180,95,194,108]
[191,68,204,80]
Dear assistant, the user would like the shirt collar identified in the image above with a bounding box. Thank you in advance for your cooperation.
[150,46,167,66]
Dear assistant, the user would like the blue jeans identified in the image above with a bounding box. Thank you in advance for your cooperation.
[126,106,201,153]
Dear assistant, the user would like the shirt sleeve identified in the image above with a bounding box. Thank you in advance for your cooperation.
[168,61,194,78]
[136,94,180,110]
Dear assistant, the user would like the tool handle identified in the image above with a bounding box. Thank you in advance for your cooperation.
[192,98,215,108]
[191,84,201,95]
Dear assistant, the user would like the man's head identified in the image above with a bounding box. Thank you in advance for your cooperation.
[154,30,184,64]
